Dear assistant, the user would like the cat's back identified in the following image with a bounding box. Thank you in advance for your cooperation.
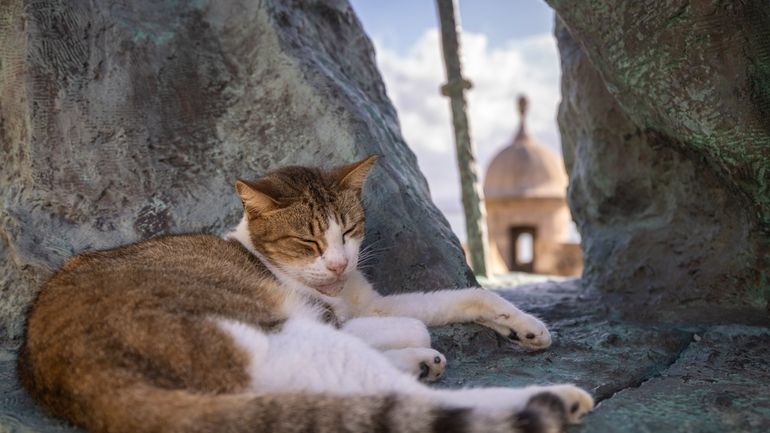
[29,233,286,327]
[19,234,286,413]
[58,233,263,282]
[36,234,271,310]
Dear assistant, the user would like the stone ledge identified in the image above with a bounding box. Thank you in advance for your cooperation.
[576,326,770,433]
[3,281,769,432]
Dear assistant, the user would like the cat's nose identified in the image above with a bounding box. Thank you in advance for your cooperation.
[326,259,348,276]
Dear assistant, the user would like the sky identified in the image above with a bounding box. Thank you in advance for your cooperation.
[349,1,564,241]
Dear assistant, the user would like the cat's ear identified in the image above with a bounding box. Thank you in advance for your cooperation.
[235,180,278,215]
[334,155,379,191]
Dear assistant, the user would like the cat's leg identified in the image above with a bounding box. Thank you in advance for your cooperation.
[342,316,447,381]
[382,348,446,382]
[341,275,551,349]
[341,316,431,350]
[219,316,427,394]
[218,316,593,429]
[434,384,595,425]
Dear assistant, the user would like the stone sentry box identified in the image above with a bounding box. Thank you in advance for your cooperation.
[483,96,581,277]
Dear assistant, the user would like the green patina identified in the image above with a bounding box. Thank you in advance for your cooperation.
[549,0,770,306]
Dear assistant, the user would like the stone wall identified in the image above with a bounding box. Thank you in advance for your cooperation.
[0,0,475,340]
[551,1,770,321]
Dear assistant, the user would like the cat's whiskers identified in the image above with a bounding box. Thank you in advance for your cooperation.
[356,242,387,259]
[358,243,389,254]
[356,244,391,267]
[355,264,376,272]
[357,249,387,263]
[357,251,384,265]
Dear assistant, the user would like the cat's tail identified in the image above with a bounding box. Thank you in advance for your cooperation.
[76,382,568,433]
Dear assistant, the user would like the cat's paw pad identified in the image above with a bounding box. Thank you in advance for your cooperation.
[478,310,552,350]
[417,350,446,382]
[536,384,594,424]
[384,347,447,382]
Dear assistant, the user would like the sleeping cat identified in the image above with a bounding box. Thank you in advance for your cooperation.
[19,156,593,433]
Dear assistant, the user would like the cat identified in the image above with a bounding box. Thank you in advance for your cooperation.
[19,155,594,433]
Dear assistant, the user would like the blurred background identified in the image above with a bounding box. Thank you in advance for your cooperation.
[351,0,580,277]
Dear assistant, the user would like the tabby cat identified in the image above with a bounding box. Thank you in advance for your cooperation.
[19,156,593,433]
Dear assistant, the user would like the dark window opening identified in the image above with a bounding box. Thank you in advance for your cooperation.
[509,226,536,272]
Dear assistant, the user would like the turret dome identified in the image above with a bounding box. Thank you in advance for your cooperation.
[484,96,567,200]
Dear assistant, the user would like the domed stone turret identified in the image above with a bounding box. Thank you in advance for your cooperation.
[484,96,567,200]
[482,96,581,277]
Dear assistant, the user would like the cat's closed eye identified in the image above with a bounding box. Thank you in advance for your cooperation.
[293,237,322,255]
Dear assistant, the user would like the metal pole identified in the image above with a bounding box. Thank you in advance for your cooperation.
[435,0,489,277]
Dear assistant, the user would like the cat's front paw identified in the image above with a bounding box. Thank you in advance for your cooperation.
[383,348,446,382]
[502,313,551,350]
[475,294,552,349]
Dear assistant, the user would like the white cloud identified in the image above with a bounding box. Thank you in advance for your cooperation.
[374,29,563,240]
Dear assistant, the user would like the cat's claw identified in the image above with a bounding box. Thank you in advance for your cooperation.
[506,327,547,345]
[500,315,551,349]
[475,294,552,349]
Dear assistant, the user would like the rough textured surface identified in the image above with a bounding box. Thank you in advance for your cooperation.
[4,282,769,433]
[0,0,474,339]
[432,282,693,401]
[580,325,770,433]
[550,3,770,320]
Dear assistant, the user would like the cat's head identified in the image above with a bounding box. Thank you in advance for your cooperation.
[234,155,378,296]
